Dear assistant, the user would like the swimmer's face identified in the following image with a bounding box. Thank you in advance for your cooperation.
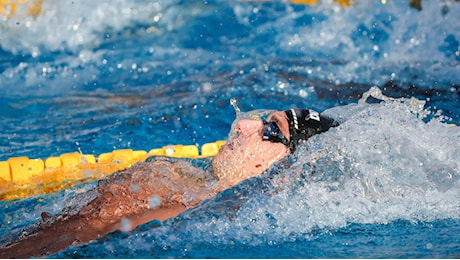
[212,110,290,186]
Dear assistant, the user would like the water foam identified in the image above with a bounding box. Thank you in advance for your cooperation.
[0,0,172,54]
[275,0,460,86]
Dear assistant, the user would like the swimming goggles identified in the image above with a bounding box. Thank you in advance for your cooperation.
[262,120,289,146]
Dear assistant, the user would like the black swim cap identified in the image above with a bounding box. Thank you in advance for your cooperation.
[284,108,339,153]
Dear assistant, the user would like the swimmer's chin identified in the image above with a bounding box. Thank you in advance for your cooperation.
[221,143,233,151]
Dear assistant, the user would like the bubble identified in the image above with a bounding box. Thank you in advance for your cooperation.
[149,195,161,209]
[131,185,140,193]
[202,82,212,92]
[299,89,308,98]
[120,218,132,232]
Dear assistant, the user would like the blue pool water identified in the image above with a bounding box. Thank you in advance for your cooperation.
[1,0,459,258]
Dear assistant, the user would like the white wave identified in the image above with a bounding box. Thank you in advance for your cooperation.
[0,0,171,54]
[275,0,460,85]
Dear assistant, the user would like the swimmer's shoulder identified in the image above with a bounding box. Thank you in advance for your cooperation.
[99,156,216,187]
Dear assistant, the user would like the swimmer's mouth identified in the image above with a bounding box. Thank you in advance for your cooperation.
[227,135,248,151]
[223,136,244,151]
[225,130,253,152]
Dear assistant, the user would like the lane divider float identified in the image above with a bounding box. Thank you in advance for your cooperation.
[0,140,226,201]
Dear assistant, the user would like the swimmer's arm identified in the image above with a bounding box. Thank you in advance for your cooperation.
[121,203,187,229]
[0,202,188,259]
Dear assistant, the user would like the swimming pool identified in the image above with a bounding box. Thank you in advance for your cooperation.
[1,0,459,258]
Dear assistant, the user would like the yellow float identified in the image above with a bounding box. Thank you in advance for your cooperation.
[0,141,226,201]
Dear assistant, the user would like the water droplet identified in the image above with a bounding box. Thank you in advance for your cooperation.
[149,195,161,209]
[120,218,132,232]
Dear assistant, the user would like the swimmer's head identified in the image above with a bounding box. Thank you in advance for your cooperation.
[212,108,339,187]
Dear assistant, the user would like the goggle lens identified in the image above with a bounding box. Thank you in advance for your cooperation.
[262,121,288,145]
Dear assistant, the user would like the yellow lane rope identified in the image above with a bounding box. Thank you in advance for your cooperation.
[0,140,226,201]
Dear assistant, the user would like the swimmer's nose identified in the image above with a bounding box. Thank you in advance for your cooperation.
[236,119,262,137]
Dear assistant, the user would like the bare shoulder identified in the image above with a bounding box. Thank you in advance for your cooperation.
[93,157,216,215]
[100,157,211,185]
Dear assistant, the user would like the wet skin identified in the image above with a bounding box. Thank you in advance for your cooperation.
[0,110,291,258]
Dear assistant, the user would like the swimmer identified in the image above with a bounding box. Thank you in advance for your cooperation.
[0,108,339,258]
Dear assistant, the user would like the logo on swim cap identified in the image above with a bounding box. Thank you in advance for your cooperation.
[285,108,339,153]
